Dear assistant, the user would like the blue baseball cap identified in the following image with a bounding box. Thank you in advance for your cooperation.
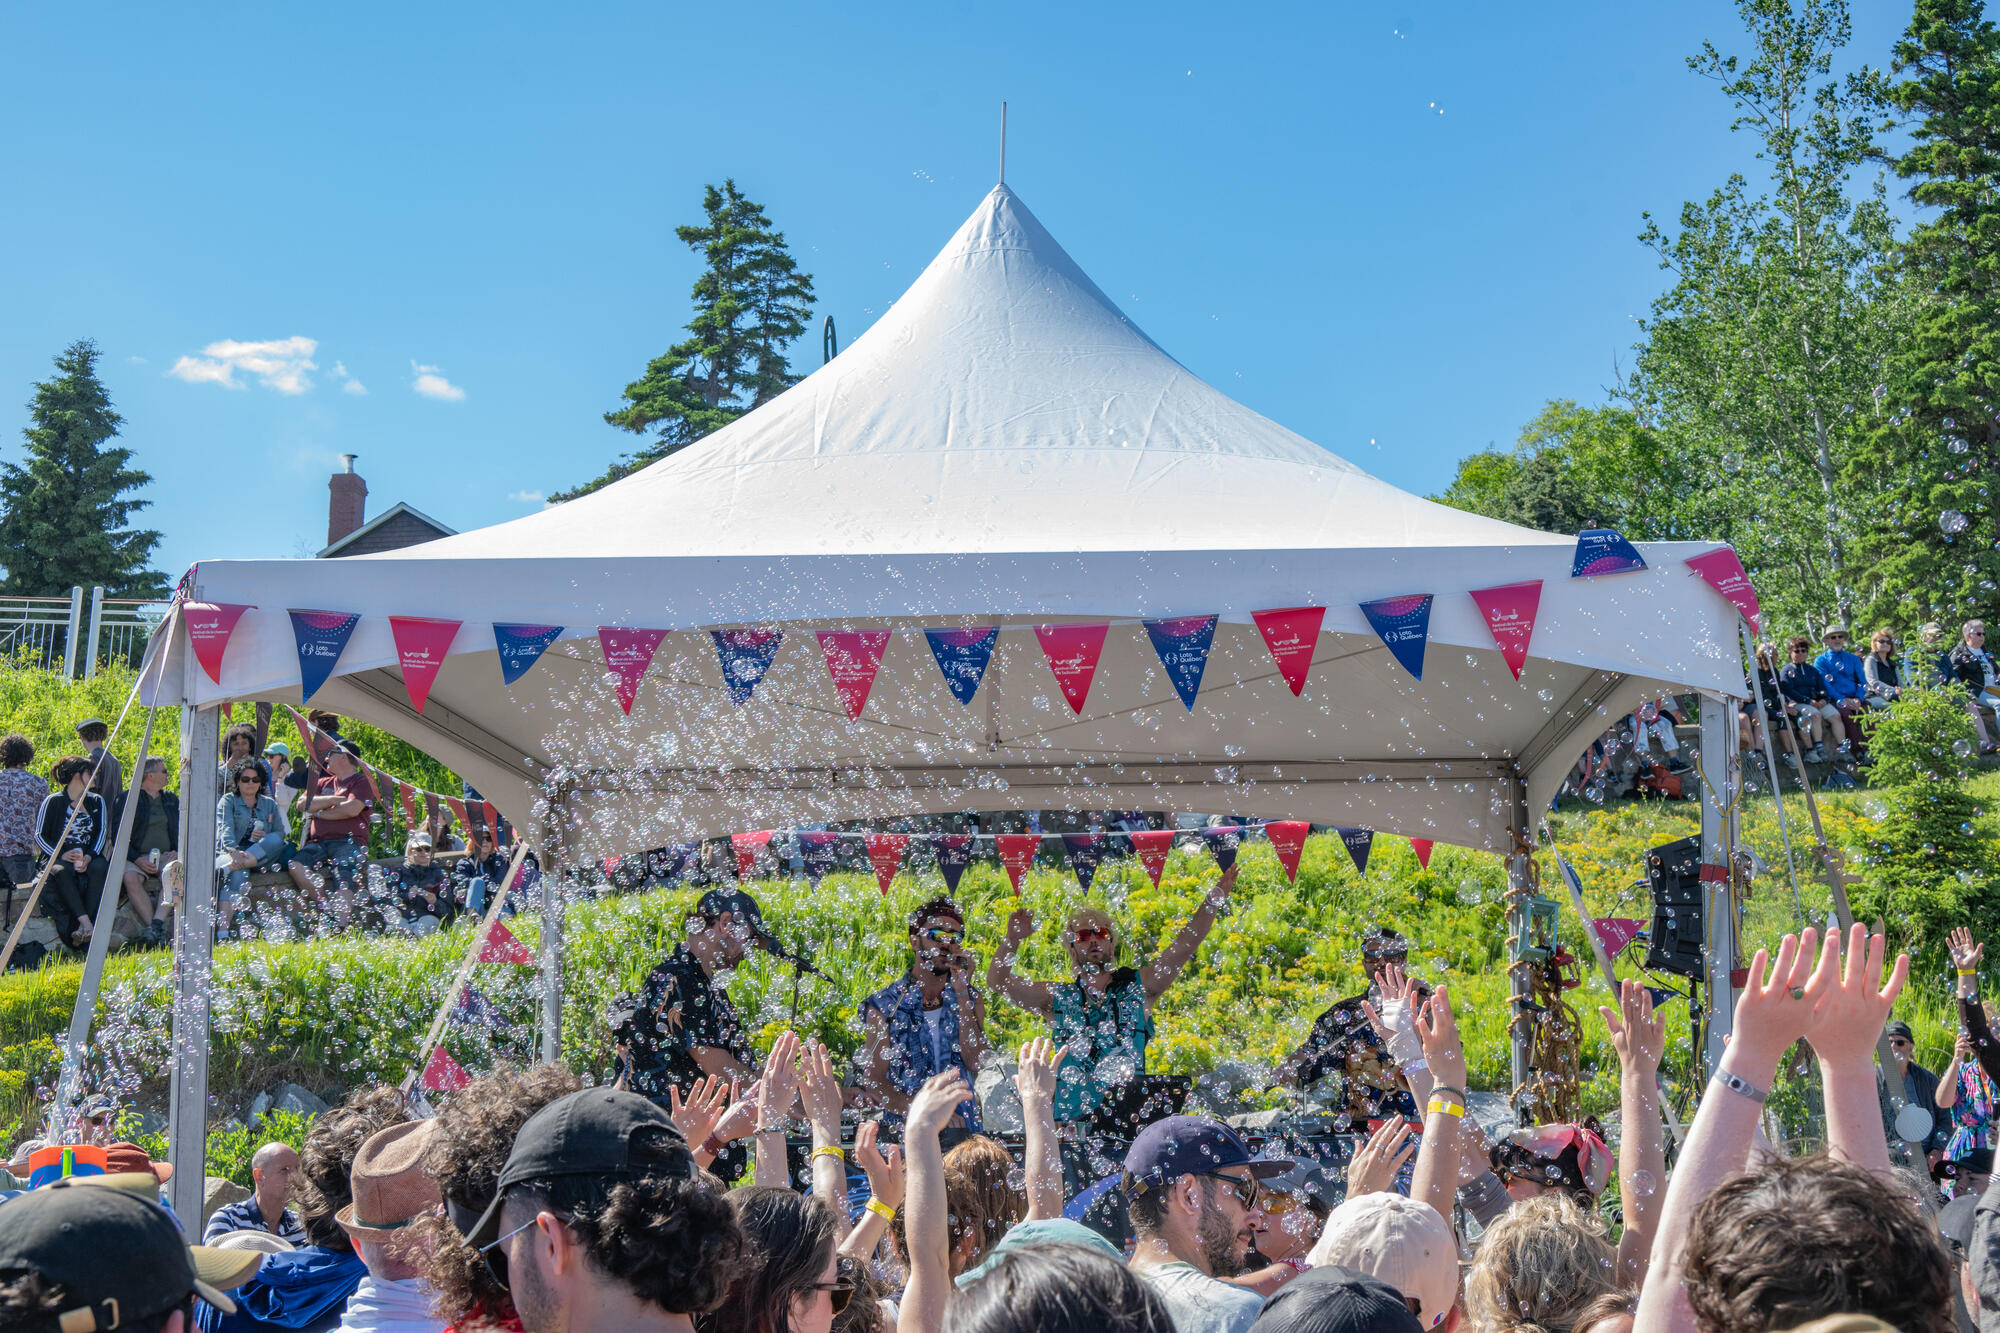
[1123,1115,1295,1195]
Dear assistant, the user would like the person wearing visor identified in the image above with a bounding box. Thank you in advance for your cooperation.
[1277,929,1427,1125]
[857,896,989,1132]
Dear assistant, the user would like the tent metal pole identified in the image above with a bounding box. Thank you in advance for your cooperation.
[538,785,568,1063]
[1740,621,1805,922]
[168,702,221,1222]
[1697,691,1740,1077]
[1506,768,1532,1103]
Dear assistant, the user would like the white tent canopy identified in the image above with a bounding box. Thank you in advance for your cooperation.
[159,184,1749,860]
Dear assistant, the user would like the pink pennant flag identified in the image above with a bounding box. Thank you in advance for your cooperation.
[420,1045,472,1093]
[478,920,536,965]
[1591,917,1646,958]
[482,802,500,845]
[1034,624,1109,714]
[1265,820,1310,884]
[996,834,1040,894]
[598,627,669,715]
[733,830,774,880]
[865,833,910,895]
[602,855,623,876]
[1468,581,1542,681]
[285,705,335,771]
[444,796,469,833]
[1684,548,1762,634]
[1128,829,1174,887]
[398,780,418,830]
[184,602,253,685]
[818,631,891,721]
[1252,607,1326,696]
[1410,838,1434,871]
[388,616,462,714]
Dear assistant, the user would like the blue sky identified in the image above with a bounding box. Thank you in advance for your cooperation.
[0,1,1909,583]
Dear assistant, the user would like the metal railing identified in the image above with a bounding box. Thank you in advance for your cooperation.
[0,587,172,677]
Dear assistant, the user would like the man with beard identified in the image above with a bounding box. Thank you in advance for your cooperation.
[612,889,783,1098]
[1123,1114,1293,1333]
[857,896,989,1132]
[989,863,1239,1133]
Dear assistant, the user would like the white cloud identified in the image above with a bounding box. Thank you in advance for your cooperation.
[126,355,148,366]
[168,336,318,394]
[331,360,368,395]
[411,361,465,402]
[509,489,544,504]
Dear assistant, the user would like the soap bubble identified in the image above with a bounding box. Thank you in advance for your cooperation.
[1629,1169,1658,1197]
[1955,739,1975,758]
[1950,438,1970,454]
[1721,452,1743,472]
[1942,510,1970,535]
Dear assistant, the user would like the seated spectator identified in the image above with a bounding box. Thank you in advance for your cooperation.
[425,809,465,854]
[219,723,275,802]
[944,1242,1175,1333]
[1305,1193,1456,1329]
[1778,636,1843,763]
[1863,629,1903,709]
[116,756,178,944]
[1814,626,1870,762]
[1245,1266,1424,1333]
[287,742,375,933]
[216,760,287,941]
[35,755,110,950]
[1946,620,2000,755]
[75,718,123,808]
[1632,698,1692,774]
[452,828,511,918]
[205,1142,308,1247]
[700,1187,842,1333]
[0,732,46,895]
[263,743,306,837]
[1465,1193,1616,1333]
[332,1121,442,1333]
[392,833,451,935]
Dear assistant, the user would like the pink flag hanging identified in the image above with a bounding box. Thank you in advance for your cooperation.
[1252,607,1326,696]
[818,631,891,720]
[285,705,335,771]
[444,796,469,833]
[733,830,774,880]
[1468,581,1543,681]
[1128,829,1175,887]
[420,1045,472,1093]
[1591,917,1647,958]
[1683,548,1762,634]
[1034,624,1109,714]
[184,602,253,684]
[398,780,419,830]
[482,801,500,845]
[478,920,536,965]
[996,834,1040,894]
[388,616,462,714]
[598,628,669,716]
[865,833,910,895]
[1265,821,1310,884]
[1410,838,1434,871]
[602,855,623,876]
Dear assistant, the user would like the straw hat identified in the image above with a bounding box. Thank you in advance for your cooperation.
[335,1120,441,1243]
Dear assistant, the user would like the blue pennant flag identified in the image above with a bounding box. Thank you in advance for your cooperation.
[1646,987,1679,1009]
[925,627,998,705]
[932,834,976,891]
[1062,833,1107,891]
[288,610,361,702]
[451,985,502,1031]
[494,623,564,686]
[1336,827,1374,875]
[1143,615,1218,711]
[798,831,842,884]
[645,843,697,882]
[1200,825,1242,871]
[711,629,784,706]
[1358,594,1434,681]
[1571,529,1648,578]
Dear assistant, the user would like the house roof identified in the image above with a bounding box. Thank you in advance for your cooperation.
[317,502,457,558]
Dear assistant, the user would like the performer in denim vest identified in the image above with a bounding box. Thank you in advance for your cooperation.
[858,896,988,1131]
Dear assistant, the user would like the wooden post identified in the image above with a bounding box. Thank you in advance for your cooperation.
[168,703,220,1222]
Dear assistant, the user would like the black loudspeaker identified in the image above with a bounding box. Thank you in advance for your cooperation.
[1644,835,1706,978]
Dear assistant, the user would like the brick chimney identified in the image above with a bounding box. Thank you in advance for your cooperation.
[327,455,367,546]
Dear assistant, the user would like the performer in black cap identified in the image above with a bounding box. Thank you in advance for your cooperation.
[1277,929,1428,1124]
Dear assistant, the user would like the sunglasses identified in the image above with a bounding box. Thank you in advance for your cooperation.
[1072,927,1113,943]
[1198,1171,1261,1210]
[809,1280,855,1314]
[919,926,965,946]
[479,1208,573,1291]
[1257,1189,1306,1216]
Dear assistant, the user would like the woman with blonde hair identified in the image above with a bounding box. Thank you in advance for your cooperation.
[1465,1193,1617,1333]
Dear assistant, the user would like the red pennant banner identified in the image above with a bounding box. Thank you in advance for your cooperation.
[1683,548,1762,634]
[1591,917,1646,957]
[388,616,462,714]
[733,830,774,879]
[1034,623,1110,714]
[996,834,1040,894]
[817,630,891,720]
[481,801,500,845]
[398,779,418,830]
[597,627,669,715]
[184,602,253,685]
[1252,607,1326,696]
[602,855,623,876]
[1265,820,1310,884]
[478,920,536,965]
[285,706,336,771]
[1128,829,1174,887]
[1410,838,1434,871]
[420,1045,472,1093]
[1468,581,1542,682]
[865,833,910,895]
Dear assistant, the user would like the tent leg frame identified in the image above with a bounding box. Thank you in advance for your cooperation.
[168,704,220,1222]
[1697,692,1740,1077]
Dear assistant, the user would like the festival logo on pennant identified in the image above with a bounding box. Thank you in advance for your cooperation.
[185,602,253,685]
[932,834,975,891]
[478,920,536,965]
[865,833,910,895]
[1201,826,1242,871]
[798,831,842,885]
[712,629,784,707]
[1034,623,1109,715]
[925,628,998,705]
[1468,581,1543,682]
[451,985,503,1031]
[598,628,669,716]
[733,830,774,880]
[996,834,1040,894]
[1336,827,1374,876]
[1252,607,1325,697]
[494,624,565,686]
[1683,548,1762,634]
[288,609,361,702]
[420,1045,473,1093]
[1143,616,1218,711]
[388,616,462,714]
[1591,918,1647,958]
[1264,820,1310,884]
[1062,833,1107,891]
[1571,528,1648,578]
[1359,594,1433,681]
[1127,829,1175,887]
[1410,838,1434,871]
[817,631,891,721]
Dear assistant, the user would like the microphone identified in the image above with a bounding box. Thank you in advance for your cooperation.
[784,946,823,977]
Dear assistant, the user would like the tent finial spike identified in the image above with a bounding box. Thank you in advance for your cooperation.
[999,101,1007,185]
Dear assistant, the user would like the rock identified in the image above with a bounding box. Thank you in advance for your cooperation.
[1224,1107,1288,1132]
[976,1063,1023,1134]
[1187,1061,1256,1117]
[271,1083,329,1117]
[1466,1090,1514,1141]
[246,1093,272,1125]
[134,1110,167,1138]
[202,1176,250,1233]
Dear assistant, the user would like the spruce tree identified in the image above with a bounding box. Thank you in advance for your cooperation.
[0,339,166,599]
[556,181,814,500]
[1848,0,2000,633]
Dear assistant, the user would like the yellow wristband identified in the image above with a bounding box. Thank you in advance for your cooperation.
[865,1197,897,1221]
[812,1145,845,1163]
[1960,970,1978,977]
[1426,1097,1467,1118]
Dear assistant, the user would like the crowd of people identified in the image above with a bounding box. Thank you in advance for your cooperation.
[2,864,1995,1333]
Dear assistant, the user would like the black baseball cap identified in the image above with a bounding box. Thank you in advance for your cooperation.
[1249,1265,1426,1333]
[1885,1020,1915,1042]
[1123,1115,1295,1195]
[695,888,781,952]
[0,1177,259,1327]
[463,1088,694,1248]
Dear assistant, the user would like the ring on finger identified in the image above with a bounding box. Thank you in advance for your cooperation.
[1790,987,1805,1000]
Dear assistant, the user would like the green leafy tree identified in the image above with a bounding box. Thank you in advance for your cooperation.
[1433,400,1681,536]
[556,181,814,500]
[0,340,165,599]
[1846,0,2000,635]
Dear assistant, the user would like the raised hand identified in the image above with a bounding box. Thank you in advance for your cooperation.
[1802,923,1908,1067]
[1414,982,1468,1091]
[1952,926,1984,973]
[709,1080,759,1145]
[854,1118,906,1210]
[1602,979,1665,1077]
[1013,1037,1069,1108]
[1727,928,1820,1067]
[668,1074,730,1147]
[757,1030,803,1130]
[799,1038,844,1132]
[908,1069,971,1139]
[1005,907,1037,945]
[1346,1118,1418,1196]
